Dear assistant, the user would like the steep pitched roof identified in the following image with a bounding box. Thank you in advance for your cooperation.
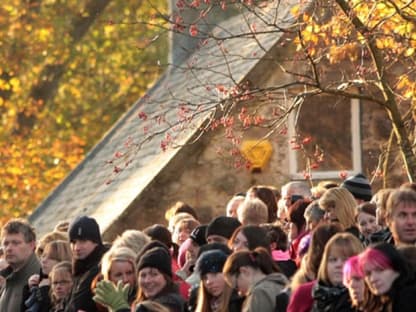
[29,0,301,235]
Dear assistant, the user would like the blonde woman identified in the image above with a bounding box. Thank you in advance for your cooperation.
[172,218,200,246]
[36,231,68,257]
[100,247,138,306]
[287,232,364,312]
[94,247,186,312]
[290,223,342,292]
[111,230,150,255]
[319,187,359,237]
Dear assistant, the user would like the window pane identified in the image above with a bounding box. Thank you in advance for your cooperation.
[296,95,353,171]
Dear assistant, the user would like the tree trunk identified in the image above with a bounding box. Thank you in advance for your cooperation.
[335,0,416,181]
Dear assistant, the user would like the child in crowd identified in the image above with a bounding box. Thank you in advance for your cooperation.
[49,261,73,312]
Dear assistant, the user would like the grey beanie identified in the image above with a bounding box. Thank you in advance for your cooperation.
[341,173,372,202]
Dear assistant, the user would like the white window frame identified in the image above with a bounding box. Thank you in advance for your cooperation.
[288,98,362,179]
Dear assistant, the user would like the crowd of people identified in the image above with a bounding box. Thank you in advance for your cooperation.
[1,173,416,312]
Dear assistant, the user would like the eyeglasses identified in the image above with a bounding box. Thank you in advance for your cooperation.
[52,280,72,286]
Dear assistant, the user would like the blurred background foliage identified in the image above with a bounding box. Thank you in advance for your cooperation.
[0,0,168,223]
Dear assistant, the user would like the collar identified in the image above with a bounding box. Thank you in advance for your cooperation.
[73,244,107,276]
[3,253,39,280]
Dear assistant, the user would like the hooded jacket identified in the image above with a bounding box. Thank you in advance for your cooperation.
[242,272,288,312]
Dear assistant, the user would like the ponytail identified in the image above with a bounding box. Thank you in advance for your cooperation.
[223,247,279,276]
[251,248,280,274]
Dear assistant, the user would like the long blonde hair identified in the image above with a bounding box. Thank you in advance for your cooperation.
[291,223,342,291]
[319,187,357,230]
[43,240,72,262]
[317,233,364,285]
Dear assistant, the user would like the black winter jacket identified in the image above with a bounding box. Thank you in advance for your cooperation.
[386,277,416,312]
[64,244,107,312]
[311,281,355,312]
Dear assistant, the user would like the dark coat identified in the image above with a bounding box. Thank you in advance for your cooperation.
[311,281,355,312]
[228,289,244,312]
[22,284,51,312]
[21,268,51,312]
[117,283,187,312]
[275,260,297,279]
[152,291,187,312]
[369,228,393,245]
[387,275,416,312]
[64,244,107,312]
[187,286,243,312]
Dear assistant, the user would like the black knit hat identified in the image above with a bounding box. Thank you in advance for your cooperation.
[206,216,241,240]
[136,240,170,265]
[197,242,232,258]
[341,173,372,202]
[190,225,208,246]
[68,216,102,244]
[137,247,172,277]
[195,250,228,277]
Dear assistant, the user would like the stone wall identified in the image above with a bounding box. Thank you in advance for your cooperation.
[103,37,408,240]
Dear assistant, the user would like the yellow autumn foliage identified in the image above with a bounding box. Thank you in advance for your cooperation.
[0,0,168,225]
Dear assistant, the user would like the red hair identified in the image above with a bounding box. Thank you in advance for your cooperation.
[343,255,363,286]
[359,247,393,273]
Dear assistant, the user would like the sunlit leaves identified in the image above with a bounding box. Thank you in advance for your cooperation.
[328,43,359,64]
[297,0,416,61]
[0,0,168,222]
[396,76,415,99]
[294,0,416,99]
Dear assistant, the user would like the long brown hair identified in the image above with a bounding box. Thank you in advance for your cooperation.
[195,279,233,312]
[247,185,278,222]
[291,223,342,290]
[228,225,270,252]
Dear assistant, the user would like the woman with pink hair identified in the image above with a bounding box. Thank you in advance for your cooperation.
[359,243,416,312]
[343,256,365,308]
